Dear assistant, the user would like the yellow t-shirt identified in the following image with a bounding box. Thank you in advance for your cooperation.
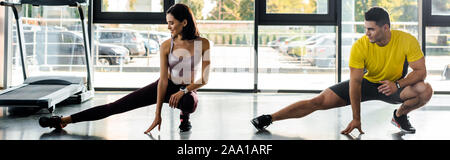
[349,30,424,83]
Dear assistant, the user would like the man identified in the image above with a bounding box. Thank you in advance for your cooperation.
[251,7,433,134]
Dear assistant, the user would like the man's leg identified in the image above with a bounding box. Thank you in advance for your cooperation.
[391,81,433,133]
[397,81,433,116]
[251,88,348,130]
[271,89,348,122]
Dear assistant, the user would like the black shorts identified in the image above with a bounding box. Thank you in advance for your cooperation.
[329,78,405,106]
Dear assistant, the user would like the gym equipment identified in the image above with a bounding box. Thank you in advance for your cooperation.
[0,0,94,113]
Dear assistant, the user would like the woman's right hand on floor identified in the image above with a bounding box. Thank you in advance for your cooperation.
[144,115,162,134]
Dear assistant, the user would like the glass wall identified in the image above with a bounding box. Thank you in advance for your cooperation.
[431,0,449,16]
[175,0,255,89]
[94,0,255,89]
[266,0,328,14]
[10,5,90,86]
[92,24,168,88]
[5,0,450,92]
[101,0,163,12]
[426,27,450,91]
[258,26,336,90]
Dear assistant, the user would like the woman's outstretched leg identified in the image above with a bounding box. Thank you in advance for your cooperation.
[39,79,161,129]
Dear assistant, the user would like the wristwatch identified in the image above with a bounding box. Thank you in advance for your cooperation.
[180,86,189,94]
[395,81,401,89]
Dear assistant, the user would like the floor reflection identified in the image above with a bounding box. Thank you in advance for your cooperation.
[342,133,363,140]
[179,131,192,140]
[40,129,105,140]
[252,129,305,140]
[391,131,407,140]
[0,92,449,140]
[146,133,161,140]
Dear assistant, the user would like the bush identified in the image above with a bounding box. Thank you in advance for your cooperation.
[258,36,262,45]
[222,34,226,44]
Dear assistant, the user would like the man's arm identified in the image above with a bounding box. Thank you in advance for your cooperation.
[377,57,426,96]
[350,67,365,120]
[397,57,427,88]
[341,67,365,135]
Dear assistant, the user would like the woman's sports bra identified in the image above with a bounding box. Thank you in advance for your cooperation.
[168,38,202,81]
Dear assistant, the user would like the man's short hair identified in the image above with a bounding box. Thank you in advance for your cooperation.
[365,7,391,28]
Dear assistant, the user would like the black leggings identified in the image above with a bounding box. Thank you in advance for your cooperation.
[70,78,198,123]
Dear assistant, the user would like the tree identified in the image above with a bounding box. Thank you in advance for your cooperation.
[354,0,418,33]
[266,0,317,14]
[207,0,254,20]
[103,0,109,11]
[239,0,254,20]
[177,0,205,20]
[129,0,136,11]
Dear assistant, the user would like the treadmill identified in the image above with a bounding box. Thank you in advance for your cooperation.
[0,0,94,113]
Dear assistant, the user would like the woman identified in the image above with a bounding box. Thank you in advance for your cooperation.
[39,3,211,133]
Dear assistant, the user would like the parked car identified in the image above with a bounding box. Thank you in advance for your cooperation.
[12,24,41,32]
[67,24,102,31]
[142,38,159,55]
[139,31,170,55]
[279,34,329,58]
[443,64,450,80]
[303,34,362,68]
[267,36,289,49]
[13,30,130,66]
[139,31,171,45]
[97,29,146,57]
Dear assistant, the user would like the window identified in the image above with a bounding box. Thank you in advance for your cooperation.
[258,26,336,90]
[266,0,328,14]
[258,0,336,26]
[426,27,450,92]
[101,0,164,12]
[175,0,255,90]
[9,5,90,86]
[431,0,449,16]
[94,0,172,24]
[90,24,167,88]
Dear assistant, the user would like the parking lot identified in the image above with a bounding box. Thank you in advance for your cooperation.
[110,46,449,73]
[12,45,449,91]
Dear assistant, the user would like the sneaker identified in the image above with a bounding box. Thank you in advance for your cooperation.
[39,116,65,130]
[391,109,416,133]
[179,120,192,132]
[251,114,273,131]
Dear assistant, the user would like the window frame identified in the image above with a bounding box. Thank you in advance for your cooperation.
[257,0,337,26]
[424,0,450,26]
[14,0,439,94]
[93,0,174,24]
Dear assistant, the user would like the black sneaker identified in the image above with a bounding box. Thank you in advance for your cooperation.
[179,120,192,132]
[39,116,65,130]
[391,109,416,133]
[251,114,273,131]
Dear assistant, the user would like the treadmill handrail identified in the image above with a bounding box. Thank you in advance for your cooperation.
[0,1,20,6]
[20,0,86,6]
